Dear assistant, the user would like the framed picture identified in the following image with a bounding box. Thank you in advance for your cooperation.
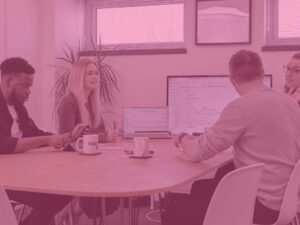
[196,0,252,45]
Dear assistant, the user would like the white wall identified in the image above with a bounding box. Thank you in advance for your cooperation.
[1,0,84,132]
[0,0,7,62]
[2,0,50,130]
[55,0,84,56]
[103,0,295,111]
[2,0,298,131]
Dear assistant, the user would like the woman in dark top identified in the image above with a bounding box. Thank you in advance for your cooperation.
[58,58,104,133]
[56,58,118,224]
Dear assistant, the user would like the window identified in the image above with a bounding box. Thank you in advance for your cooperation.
[84,0,185,55]
[264,0,300,50]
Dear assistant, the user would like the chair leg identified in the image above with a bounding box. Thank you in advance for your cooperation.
[18,204,26,223]
[68,205,73,225]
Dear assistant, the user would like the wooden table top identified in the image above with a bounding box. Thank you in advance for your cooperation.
[0,139,233,197]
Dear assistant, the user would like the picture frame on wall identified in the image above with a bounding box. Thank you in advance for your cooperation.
[196,0,252,45]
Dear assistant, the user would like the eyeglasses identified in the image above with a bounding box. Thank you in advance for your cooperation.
[283,66,300,75]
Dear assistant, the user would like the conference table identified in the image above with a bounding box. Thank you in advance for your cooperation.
[0,139,233,225]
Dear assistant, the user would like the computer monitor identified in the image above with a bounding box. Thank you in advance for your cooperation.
[167,75,272,134]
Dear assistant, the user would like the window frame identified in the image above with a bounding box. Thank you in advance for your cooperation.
[83,0,186,56]
[263,0,300,51]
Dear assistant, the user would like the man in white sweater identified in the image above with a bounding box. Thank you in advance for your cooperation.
[164,50,300,225]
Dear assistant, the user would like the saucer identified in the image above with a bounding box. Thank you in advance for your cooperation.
[79,151,102,156]
[125,150,155,155]
[129,155,152,159]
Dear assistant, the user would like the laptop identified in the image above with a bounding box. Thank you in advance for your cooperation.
[122,107,172,139]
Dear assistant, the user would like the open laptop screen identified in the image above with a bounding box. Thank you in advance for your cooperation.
[123,107,169,136]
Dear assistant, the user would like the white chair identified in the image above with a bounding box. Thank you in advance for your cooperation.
[0,186,18,225]
[258,160,300,225]
[203,163,265,225]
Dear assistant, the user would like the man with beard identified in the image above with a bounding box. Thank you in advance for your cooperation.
[0,57,84,225]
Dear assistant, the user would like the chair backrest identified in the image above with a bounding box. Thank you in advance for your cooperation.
[273,160,300,225]
[0,186,18,225]
[203,163,264,225]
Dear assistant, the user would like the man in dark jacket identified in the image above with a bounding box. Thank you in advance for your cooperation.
[0,57,84,225]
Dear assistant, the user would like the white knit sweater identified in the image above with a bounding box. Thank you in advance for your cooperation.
[181,85,300,210]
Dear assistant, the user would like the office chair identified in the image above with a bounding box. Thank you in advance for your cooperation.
[0,185,19,225]
[203,163,264,225]
[255,160,300,225]
[10,201,26,223]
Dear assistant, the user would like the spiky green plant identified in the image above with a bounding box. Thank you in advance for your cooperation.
[52,40,120,109]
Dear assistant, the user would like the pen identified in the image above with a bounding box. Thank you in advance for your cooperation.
[113,121,117,131]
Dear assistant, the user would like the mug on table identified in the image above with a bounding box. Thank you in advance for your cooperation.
[133,137,149,157]
[75,134,98,154]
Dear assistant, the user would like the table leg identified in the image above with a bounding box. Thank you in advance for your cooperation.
[101,198,106,225]
[134,197,140,225]
[133,197,136,225]
[165,192,171,208]
[92,198,100,225]
[128,197,133,225]
[159,193,166,225]
[120,197,124,225]
[150,194,155,210]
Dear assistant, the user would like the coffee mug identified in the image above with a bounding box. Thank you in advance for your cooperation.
[133,137,149,157]
[75,134,98,154]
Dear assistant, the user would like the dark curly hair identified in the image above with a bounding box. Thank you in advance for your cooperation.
[0,57,35,77]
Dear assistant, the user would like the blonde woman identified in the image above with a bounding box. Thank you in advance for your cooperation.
[58,58,104,134]
[56,58,119,224]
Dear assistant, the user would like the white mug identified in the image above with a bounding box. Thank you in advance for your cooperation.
[133,137,149,157]
[75,134,98,154]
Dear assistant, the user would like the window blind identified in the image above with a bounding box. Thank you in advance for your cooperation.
[85,0,185,53]
[86,0,183,8]
[266,0,300,46]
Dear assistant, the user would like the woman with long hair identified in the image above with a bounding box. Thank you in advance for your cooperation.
[56,58,119,224]
[58,58,103,134]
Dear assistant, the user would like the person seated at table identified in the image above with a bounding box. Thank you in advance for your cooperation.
[283,52,300,103]
[0,57,87,225]
[163,50,300,225]
[56,58,119,224]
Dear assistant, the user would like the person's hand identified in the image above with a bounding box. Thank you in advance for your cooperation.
[48,135,65,149]
[69,123,90,142]
[287,87,300,103]
[106,130,121,142]
[174,133,189,148]
[106,120,121,142]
